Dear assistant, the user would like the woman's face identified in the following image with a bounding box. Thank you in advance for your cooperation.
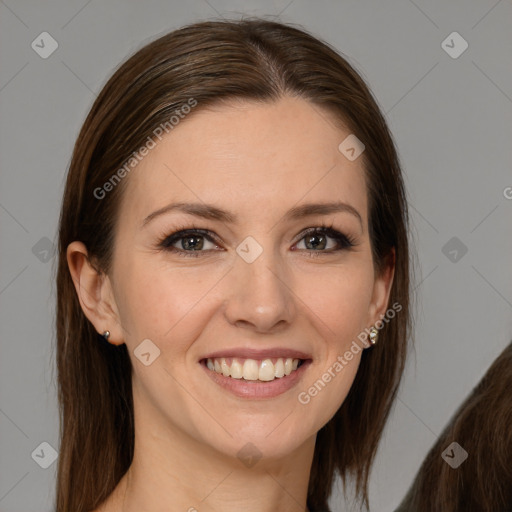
[94,96,393,462]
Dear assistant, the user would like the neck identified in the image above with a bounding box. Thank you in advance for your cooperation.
[114,413,315,512]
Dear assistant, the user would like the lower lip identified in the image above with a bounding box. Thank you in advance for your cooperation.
[200,360,312,399]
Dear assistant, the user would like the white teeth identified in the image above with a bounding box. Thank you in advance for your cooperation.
[242,359,259,380]
[221,358,230,377]
[258,359,275,381]
[205,357,303,381]
[230,359,243,379]
[284,358,293,376]
[274,358,285,378]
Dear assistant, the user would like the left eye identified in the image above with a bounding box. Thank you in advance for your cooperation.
[295,228,350,251]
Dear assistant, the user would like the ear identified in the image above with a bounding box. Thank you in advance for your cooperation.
[366,247,396,327]
[66,241,124,345]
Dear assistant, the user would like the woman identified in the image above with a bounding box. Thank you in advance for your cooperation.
[56,18,411,512]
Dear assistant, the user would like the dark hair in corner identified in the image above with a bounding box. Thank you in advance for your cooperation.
[55,18,411,512]
[395,341,512,512]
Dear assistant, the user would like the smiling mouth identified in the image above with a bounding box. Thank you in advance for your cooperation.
[202,357,307,382]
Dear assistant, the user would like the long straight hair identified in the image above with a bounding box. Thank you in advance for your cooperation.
[55,18,411,512]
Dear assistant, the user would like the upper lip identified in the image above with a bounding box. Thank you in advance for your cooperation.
[201,348,312,361]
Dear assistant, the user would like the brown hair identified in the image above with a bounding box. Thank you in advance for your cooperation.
[55,18,411,512]
[395,341,512,512]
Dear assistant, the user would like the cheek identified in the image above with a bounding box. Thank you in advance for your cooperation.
[296,262,375,340]
[299,353,361,420]
[115,256,227,347]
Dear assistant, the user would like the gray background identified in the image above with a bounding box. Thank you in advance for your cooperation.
[1,1,511,511]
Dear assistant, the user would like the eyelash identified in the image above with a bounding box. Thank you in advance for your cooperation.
[156,222,357,258]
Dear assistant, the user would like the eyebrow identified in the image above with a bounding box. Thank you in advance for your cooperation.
[141,201,363,229]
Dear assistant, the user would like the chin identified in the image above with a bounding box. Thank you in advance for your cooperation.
[195,413,316,465]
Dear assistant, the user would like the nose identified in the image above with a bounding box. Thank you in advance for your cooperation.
[223,248,295,334]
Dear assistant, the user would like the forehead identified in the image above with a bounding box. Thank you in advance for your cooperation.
[119,96,368,226]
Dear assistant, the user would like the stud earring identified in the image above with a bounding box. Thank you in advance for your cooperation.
[369,326,379,346]
[102,330,110,341]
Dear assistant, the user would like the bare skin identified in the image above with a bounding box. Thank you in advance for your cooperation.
[67,96,394,512]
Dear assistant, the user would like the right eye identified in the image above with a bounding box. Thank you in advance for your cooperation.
[157,228,222,257]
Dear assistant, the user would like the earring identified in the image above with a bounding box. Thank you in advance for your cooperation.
[368,327,379,346]
[102,330,111,341]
